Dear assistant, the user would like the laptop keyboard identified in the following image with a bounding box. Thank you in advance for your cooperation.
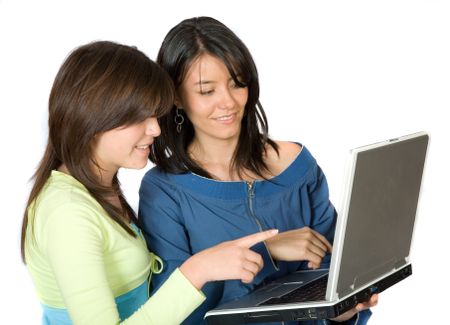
[258,275,328,306]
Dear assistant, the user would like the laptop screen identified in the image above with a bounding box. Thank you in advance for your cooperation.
[333,134,428,298]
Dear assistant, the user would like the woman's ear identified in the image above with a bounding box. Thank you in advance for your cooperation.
[174,94,184,109]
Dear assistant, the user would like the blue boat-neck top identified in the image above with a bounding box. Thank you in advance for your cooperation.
[139,145,370,325]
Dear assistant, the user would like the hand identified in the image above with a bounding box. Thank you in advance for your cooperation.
[331,294,379,322]
[180,229,279,290]
[265,227,332,269]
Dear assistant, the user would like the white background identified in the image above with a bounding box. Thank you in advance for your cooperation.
[1,0,449,323]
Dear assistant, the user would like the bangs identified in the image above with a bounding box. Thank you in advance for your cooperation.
[99,54,175,129]
[222,54,250,87]
[205,42,253,87]
[139,60,175,118]
[184,50,251,90]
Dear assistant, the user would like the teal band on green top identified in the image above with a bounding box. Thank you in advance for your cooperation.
[41,280,149,324]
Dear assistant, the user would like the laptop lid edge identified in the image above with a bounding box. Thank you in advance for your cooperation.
[325,148,358,301]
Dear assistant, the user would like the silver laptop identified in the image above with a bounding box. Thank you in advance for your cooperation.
[204,131,429,324]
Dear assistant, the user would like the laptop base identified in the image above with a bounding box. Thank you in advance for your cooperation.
[205,264,411,324]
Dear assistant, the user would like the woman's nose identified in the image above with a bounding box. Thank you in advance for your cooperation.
[218,89,235,110]
[145,117,161,137]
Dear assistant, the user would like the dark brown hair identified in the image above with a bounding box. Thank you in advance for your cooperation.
[21,41,174,262]
[151,16,278,178]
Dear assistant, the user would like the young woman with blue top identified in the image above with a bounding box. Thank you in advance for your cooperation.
[139,17,378,325]
[21,40,278,325]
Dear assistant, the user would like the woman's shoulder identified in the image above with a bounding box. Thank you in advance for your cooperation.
[143,165,177,182]
[36,172,98,210]
[275,140,303,157]
[29,175,108,243]
[141,165,188,193]
[265,140,304,176]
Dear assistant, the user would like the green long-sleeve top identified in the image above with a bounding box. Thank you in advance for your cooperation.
[25,170,205,324]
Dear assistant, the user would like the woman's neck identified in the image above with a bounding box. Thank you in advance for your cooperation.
[188,137,242,181]
[189,137,237,165]
[57,164,71,175]
[188,136,265,182]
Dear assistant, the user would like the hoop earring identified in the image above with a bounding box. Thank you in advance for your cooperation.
[174,108,185,133]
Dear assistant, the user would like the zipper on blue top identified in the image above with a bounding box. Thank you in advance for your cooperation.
[246,181,279,271]
[246,181,264,232]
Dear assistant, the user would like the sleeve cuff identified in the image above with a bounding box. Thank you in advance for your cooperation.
[135,268,205,324]
[164,268,206,302]
[251,241,279,285]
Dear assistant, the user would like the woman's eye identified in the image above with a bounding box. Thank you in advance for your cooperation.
[200,89,215,95]
[231,80,247,89]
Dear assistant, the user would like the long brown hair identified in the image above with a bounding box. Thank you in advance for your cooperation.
[21,41,174,262]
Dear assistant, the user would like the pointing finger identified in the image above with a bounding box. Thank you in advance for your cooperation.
[234,229,279,248]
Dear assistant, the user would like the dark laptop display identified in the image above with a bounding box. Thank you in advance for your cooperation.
[204,132,429,325]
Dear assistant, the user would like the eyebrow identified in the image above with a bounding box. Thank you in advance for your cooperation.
[193,80,215,86]
[193,77,236,86]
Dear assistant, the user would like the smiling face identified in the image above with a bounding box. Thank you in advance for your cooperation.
[177,54,249,144]
[92,117,161,176]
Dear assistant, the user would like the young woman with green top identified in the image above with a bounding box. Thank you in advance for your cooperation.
[20,40,278,325]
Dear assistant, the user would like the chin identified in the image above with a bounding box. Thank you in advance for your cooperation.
[128,160,149,170]
[215,126,240,137]
[222,130,241,140]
